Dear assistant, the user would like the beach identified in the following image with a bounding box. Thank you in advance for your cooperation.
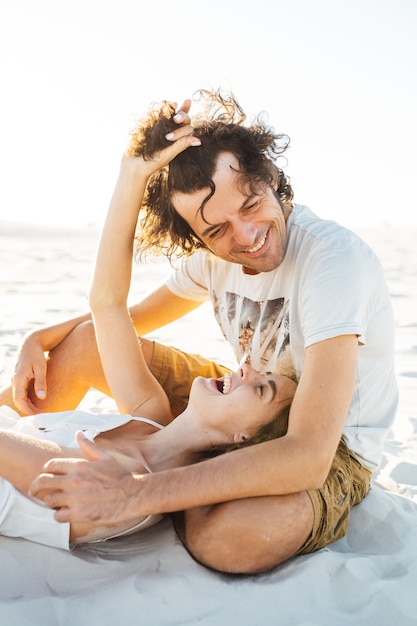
[0,220,416,625]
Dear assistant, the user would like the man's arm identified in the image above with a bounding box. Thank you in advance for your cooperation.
[129,285,202,337]
[30,335,358,526]
[2,286,200,415]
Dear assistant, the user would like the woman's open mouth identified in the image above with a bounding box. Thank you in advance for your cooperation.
[216,373,232,394]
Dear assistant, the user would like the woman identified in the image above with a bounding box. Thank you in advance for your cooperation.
[0,100,297,549]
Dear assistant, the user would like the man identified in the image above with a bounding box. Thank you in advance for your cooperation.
[1,91,398,574]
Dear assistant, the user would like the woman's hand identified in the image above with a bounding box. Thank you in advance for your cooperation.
[122,98,200,181]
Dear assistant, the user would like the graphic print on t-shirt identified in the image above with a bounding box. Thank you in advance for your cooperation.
[212,291,291,375]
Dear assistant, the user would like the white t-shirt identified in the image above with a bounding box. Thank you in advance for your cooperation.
[166,204,398,471]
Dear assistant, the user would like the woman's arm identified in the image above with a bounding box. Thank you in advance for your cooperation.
[88,105,201,420]
[5,103,201,416]
[88,157,172,420]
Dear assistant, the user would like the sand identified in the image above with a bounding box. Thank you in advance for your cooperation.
[0,220,416,625]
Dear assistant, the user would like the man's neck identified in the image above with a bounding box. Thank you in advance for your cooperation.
[242,266,260,275]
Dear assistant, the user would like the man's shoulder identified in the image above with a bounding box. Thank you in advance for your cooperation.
[288,205,381,281]
[290,204,367,251]
[291,204,347,236]
[175,249,236,285]
[179,249,226,271]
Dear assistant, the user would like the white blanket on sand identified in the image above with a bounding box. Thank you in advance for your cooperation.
[0,223,416,625]
[1,484,417,625]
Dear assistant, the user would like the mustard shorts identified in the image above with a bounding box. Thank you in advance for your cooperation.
[298,438,372,554]
[149,341,232,417]
[149,341,372,553]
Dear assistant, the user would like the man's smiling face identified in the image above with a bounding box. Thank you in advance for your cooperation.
[171,152,290,275]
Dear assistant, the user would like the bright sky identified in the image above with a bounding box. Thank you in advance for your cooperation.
[1,0,416,230]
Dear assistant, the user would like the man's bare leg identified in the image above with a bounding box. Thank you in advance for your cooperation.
[177,492,314,574]
[0,321,154,414]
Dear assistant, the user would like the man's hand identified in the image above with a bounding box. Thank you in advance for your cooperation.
[30,432,147,527]
[9,314,93,415]
[12,332,48,415]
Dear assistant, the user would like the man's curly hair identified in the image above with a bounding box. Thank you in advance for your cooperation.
[129,90,293,260]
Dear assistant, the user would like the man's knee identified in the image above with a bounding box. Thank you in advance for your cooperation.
[64,320,97,358]
[47,320,102,382]
[181,495,314,575]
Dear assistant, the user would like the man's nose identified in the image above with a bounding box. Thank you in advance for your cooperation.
[232,219,257,247]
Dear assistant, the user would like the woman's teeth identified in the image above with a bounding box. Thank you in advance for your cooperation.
[222,373,232,394]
